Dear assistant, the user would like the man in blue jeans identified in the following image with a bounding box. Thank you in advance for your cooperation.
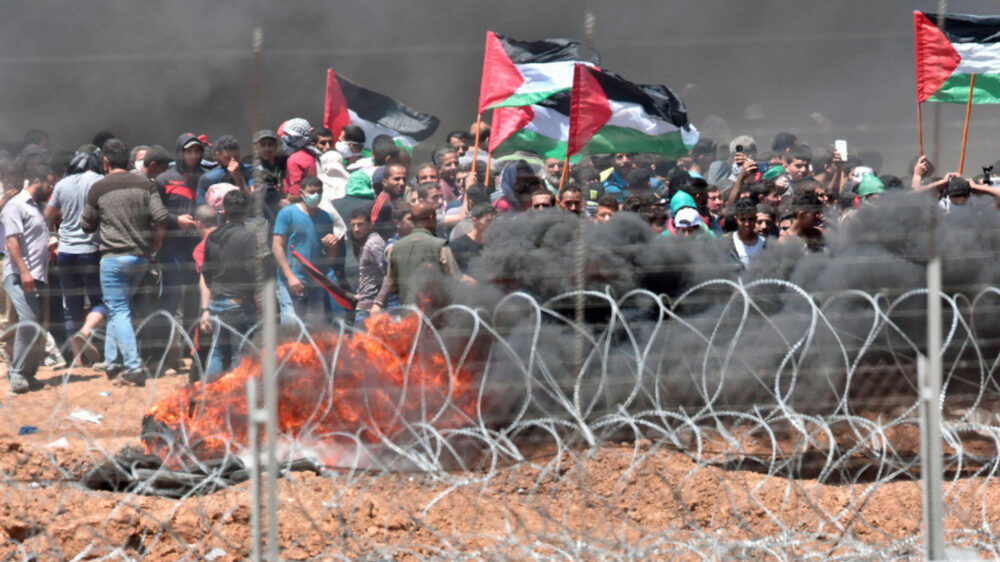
[199,190,257,381]
[81,139,169,386]
[271,176,340,325]
[2,165,55,393]
[44,144,106,364]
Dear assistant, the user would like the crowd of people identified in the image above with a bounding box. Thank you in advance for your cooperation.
[0,120,990,395]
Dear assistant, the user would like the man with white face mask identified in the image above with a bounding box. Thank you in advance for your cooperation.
[271,175,340,325]
[336,125,366,170]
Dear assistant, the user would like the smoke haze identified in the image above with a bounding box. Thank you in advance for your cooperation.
[4,1,1000,174]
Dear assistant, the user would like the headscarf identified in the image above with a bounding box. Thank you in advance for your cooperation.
[280,118,313,151]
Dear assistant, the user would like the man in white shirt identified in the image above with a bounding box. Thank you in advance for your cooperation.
[727,198,766,269]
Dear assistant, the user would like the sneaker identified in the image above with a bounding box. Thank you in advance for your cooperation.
[69,333,101,366]
[112,370,146,387]
[103,364,124,380]
[8,374,30,393]
[43,355,68,370]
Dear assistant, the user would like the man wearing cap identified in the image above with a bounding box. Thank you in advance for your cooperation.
[785,190,824,253]
[253,129,284,190]
[857,174,885,203]
[706,135,756,185]
[672,207,705,238]
[152,133,207,372]
[725,198,767,268]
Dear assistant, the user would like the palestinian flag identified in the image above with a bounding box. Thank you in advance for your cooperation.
[489,92,571,159]
[324,70,440,149]
[478,31,600,113]
[914,12,1000,103]
[567,65,698,158]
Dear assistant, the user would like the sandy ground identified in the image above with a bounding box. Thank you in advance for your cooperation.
[2,364,999,560]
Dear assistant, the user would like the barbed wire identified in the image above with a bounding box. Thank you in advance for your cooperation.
[1,282,999,559]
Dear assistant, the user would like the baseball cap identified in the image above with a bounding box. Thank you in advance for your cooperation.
[254,129,278,143]
[673,207,702,228]
[857,174,885,198]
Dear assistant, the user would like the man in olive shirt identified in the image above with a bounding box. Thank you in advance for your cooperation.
[81,138,169,386]
[371,203,459,313]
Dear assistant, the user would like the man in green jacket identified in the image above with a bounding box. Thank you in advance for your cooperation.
[371,203,459,313]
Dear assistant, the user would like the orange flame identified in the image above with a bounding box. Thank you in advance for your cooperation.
[142,314,481,468]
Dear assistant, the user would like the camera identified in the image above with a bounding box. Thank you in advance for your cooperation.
[734,145,744,154]
[983,165,994,186]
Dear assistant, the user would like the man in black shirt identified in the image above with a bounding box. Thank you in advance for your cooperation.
[198,190,258,381]
[449,204,495,274]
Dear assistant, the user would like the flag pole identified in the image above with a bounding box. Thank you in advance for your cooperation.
[557,156,570,194]
[917,101,924,156]
[484,151,492,187]
[958,74,975,175]
[471,113,482,176]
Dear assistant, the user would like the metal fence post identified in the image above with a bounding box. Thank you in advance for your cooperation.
[920,258,945,560]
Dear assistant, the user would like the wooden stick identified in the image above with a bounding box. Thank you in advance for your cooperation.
[484,151,492,187]
[471,114,482,177]
[917,100,924,156]
[557,157,570,194]
[959,74,976,175]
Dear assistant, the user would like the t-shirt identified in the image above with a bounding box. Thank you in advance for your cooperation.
[448,235,483,273]
[730,234,766,267]
[356,232,387,309]
[1,190,50,282]
[273,204,334,287]
[49,170,102,254]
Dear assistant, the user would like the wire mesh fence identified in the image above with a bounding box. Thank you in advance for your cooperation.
[2,278,999,560]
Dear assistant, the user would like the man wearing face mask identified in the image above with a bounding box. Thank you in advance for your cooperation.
[336,125,367,171]
[272,176,340,324]
[2,165,55,392]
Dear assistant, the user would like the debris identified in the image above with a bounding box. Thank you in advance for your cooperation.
[205,547,227,561]
[68,408,103,424]
[45,437,68,448]
[17,425,39,435]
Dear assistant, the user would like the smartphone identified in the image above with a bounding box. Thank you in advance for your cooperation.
[835,139,848,160]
